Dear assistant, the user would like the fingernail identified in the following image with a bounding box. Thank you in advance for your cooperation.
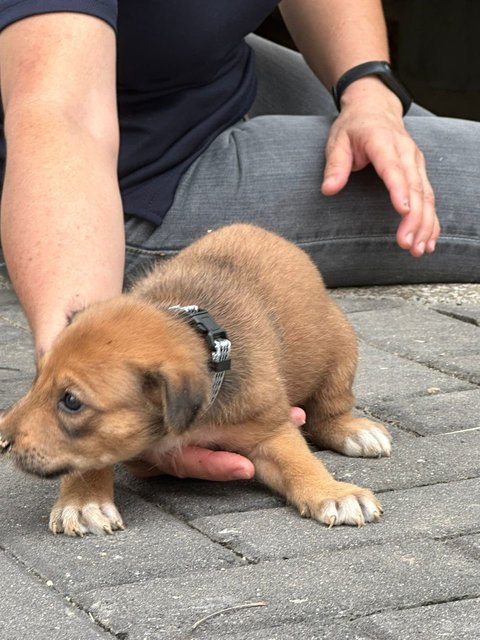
[416,241,425,255]
[404,232,414,247]
[426,239,436,253]
[232,466,254,480]
[322,176,337,189]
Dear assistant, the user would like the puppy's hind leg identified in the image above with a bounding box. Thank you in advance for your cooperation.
[249,423,382,527]
[302,362,391,458]
[49,467,124,537]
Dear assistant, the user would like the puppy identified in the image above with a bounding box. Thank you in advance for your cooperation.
[0,224,391,536]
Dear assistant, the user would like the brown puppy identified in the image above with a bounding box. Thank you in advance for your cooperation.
[0,224,391,536]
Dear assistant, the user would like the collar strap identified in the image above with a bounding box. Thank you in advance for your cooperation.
[168,305,231,406]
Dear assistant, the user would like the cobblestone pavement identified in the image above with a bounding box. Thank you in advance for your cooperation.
[0,274,479,640]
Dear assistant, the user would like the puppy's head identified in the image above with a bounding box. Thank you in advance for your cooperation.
[0,298,211,478]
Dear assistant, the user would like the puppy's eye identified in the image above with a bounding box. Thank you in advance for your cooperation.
[58,392,84,413]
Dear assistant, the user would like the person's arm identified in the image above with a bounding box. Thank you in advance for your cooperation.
[0,13,124,356]
[280,0,440,257]
[0,11,266,482]
[0,12,300,483]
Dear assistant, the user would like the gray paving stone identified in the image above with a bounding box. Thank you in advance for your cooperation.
[0,463,240,596]
[353,598,480,640]
[0,324,34,380]
[354,342,474,405]
[0,322,35,408]
[450,533,480,561]
[0,287,18,305]
[0,320,30,345]
[0,375,35,409]
[206,621,375,640]
[79,540,480,640]
[371,389,480,435]
[0,310,29,331]
[191,478,480,562]
[349,306,480,362]
[331,295,405,314]
[120,430,480,520]
[339,284,480,307]
[429,353,480,385]
[0,551,109,640]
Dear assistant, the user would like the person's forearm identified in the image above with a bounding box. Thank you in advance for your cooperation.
[280,0,389,88]
[1,107,124,356]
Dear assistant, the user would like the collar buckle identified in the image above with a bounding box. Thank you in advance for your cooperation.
[169,305,231,405]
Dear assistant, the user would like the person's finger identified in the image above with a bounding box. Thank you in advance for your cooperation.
[290,406,306,427]
[126,447,255,481]
[321,130,354,196]
[366,134,436,255]
[395,148,437,256]
[426,214,441,253]
[365,133,412,220]
[404,191,436,257]
[411,150,439,254]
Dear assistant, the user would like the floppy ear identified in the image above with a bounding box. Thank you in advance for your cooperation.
[141,366,208,432]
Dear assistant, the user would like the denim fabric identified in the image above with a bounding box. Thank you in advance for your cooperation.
[124,35,480,287]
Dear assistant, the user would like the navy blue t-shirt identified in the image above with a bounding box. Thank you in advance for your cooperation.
[0,1,278,224]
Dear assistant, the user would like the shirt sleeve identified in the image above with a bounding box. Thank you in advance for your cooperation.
[0,0,117,33]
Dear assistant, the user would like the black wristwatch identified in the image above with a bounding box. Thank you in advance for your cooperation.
[332,61,412,115]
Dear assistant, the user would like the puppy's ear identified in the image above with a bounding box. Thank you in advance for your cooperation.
[141,367,208,432]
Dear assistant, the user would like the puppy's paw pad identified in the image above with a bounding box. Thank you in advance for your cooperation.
[342,423,392,458]
[49,501,124,537]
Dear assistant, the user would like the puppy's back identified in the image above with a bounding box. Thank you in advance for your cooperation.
[133,224,355,406]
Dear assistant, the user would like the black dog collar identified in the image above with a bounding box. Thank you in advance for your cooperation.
[169,305,231,405]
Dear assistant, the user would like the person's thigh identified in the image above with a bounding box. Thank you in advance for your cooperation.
[124,114,480,287]
[247,33,432,118]
[246,33,337,117]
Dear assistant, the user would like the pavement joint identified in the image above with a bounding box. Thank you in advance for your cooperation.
[0,543,116,638]
[348,593,480,623]
[434,308,480,327]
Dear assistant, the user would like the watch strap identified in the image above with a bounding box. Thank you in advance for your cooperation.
[332,61,412,115]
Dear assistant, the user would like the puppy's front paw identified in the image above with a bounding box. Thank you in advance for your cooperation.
[49,500,124,537]
[340,419,392,458]
[293,481,382,528]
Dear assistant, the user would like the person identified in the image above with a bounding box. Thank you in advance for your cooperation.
[0,1,478,482]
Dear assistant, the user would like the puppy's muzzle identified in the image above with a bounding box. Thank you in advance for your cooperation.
[0,429,71,479]
[9,446,72,479]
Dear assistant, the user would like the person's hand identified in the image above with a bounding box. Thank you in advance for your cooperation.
[125,407,306,480]
[321,77,440,257]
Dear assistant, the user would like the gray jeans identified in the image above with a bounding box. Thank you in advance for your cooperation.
[125,35,480,287]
